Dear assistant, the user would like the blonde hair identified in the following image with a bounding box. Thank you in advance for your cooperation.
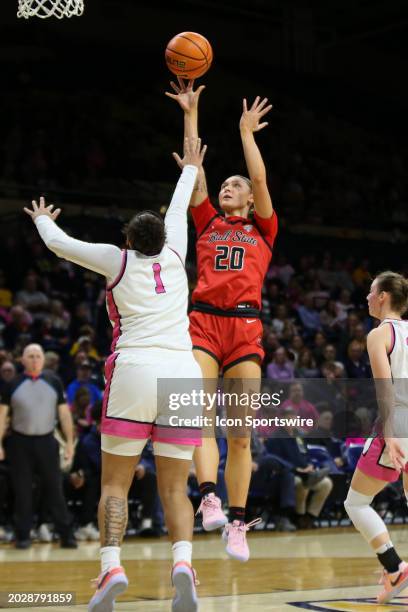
[375,271,408,314]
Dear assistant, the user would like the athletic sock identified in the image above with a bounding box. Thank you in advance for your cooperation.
[229,506,246,523]
[172,540,192,565]
[100,546,121,574]
[199,482,216,497]
[375,544,402,574]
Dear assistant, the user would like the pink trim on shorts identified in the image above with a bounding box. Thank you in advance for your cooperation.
[152,425,202,447]
[357,436,407,483]
[107,250,128,290]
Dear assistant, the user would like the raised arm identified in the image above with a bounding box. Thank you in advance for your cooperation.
[165,78,208,207]
[24,198,123,283]
[165,137,207,263]
[239,96,274,219]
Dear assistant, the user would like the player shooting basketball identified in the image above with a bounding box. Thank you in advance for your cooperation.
[24,137,206,612]
[167,78,277,561]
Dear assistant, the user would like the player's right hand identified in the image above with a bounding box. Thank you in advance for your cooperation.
[385,437,406,472]
[165,77,206,114]
[173,137,207,170]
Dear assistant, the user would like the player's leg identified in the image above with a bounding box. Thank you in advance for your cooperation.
[192,349,228,530]
[345,467,408,603]
[155,443,198,612]
[222,358,261,561]
[89,435,145,612]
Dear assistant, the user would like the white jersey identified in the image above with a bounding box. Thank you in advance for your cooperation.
[381,318,408,411]
[35,164,198,352]
[105,246,191,351]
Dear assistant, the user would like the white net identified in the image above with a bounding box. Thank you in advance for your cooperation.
[17,0,84,19]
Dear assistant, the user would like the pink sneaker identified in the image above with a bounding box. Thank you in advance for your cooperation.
[196,493,228,531]
[171,561,199,612]
[377,561,408,604]
[88,566,128,612]
[222,518,262,562]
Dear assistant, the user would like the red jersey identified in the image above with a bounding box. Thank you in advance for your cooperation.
[190,197,278,313]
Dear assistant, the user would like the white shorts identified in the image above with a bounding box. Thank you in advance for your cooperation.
[101,348,202,456]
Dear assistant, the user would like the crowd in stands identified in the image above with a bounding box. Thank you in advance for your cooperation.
[1,205,406,545]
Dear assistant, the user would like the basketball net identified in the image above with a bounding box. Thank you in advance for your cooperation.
[17,0,84,19]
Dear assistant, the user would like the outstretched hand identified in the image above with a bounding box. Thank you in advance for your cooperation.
[165,77,206,114]
[173,137,207,170]
[24,196,61,222]
[240,96,273,133]
[385,437,406,472]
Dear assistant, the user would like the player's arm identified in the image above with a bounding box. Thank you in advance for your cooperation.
[165,78,208,207]
[239,96,274,219]
[0,403,10,461]
[367,325,404,470]
[166,137,207,262]
[24,198,123,283]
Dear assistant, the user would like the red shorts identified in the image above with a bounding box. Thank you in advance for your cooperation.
[357,436,408,483]
[189,311,264,371]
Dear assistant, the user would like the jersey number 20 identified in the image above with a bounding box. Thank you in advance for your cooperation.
[214,246,245,271]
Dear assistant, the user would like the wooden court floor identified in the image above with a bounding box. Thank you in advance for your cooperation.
[2,527,408,611]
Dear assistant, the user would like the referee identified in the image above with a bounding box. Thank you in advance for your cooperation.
[0,344,77,549]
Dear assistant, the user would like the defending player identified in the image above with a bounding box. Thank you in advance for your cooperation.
[344,271,408,604]
[24,137,206,612]
[167,79,277,561]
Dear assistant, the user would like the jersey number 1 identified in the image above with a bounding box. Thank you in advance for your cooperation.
[152,263,166,294]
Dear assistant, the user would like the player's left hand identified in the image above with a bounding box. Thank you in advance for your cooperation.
[135,464,146,480]
[24,196,62,222]
[173,136,207,170]
[239,96,273,133]
[385,437,406,472]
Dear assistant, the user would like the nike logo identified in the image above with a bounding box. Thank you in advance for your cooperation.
[390,573,401,587]
[246,319,257,323]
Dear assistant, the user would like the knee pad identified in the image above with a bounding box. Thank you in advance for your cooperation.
[344,488,387,543]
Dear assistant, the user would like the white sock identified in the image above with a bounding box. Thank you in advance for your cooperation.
[375,541,393,555]
[172,541,192,566]
[100,546,121,573]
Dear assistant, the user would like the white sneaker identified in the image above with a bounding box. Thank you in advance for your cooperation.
[38,524,53,543]
[141,518,152,530]
[76,523,100,541]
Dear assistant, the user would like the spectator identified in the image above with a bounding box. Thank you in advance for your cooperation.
[296,295,321,336]
[281,382,319,430]
[2,306,33,351]
[66,360,102,407]
[70,386,93,436]
[44,351,61,374]
[15,274,49,313]
[0,270,13,309]
[310,409,344,468]
[265,406,333,529]
[250,435,297,532]
[335,289,354,323]
[345,340,371,378]
[295,348,319,378]
[266,347,295,381]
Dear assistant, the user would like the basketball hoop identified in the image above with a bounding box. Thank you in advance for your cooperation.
[17,0,84,19]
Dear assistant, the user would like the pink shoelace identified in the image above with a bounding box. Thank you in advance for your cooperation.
[228,518,263,539]
[196,494,222,516]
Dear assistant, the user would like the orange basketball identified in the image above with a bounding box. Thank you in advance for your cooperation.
[165,32,213,79]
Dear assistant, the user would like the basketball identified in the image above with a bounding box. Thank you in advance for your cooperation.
[165,32,213,79]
